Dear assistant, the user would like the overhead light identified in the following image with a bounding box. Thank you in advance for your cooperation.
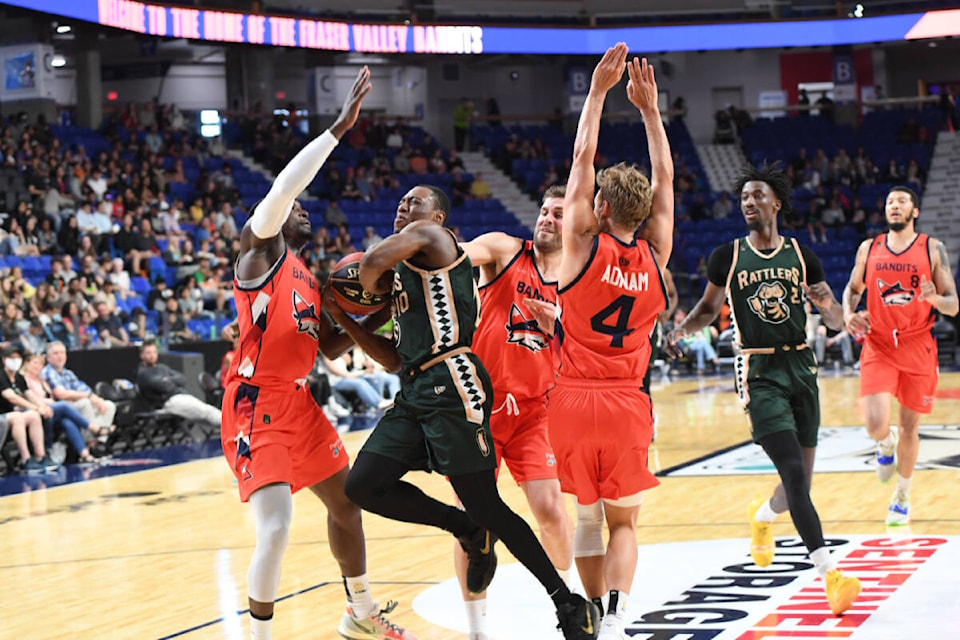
[56,24,72,34]
[50,54,67,68]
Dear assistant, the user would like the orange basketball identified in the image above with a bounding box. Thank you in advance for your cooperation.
[328,252,390,316]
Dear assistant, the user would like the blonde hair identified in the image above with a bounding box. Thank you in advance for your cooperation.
[596,162,652,230]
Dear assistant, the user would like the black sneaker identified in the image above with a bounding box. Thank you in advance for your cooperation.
[556,594,601,640]
[457,527,497,594]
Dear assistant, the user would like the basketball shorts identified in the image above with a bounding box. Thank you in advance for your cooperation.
[221,381,348,502]
[547,377,659,505]
[859,336,939,414]
[360,352,497,476]
[490,391,558,485]
[736,350,820,447]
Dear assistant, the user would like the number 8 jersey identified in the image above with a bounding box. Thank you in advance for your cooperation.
[557,234,667,382]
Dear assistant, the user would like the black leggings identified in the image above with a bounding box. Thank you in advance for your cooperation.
[345,451,565,596]
[758,429,825,553]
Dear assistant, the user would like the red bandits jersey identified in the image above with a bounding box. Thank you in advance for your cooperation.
[864,233,935,346]
[557,234,667,382]
[227,249,324,388]
[473,241,558,400]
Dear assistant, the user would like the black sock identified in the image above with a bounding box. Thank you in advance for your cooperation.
[450,470,572,601]
[250,611,272,621]
[592,597,604,616]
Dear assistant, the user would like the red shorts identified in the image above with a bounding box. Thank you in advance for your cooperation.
[546,378,659,505]
[859,337,938,414]
[490,392,558,485]
[221,381,348,502]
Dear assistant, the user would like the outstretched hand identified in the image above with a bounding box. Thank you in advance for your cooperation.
[590,43,628,95]
[331,66,372,138]
[664,327,689,359]
[626,56,658,113]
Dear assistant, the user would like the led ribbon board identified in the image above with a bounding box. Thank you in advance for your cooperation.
[7,0,952,53]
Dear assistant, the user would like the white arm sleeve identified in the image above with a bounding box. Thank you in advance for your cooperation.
[250,129,339,239]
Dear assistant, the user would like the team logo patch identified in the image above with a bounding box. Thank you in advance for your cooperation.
[329,439,343,457]
[505,303,549,353]
[292,289,321,339]
[747,281,790,324]
[878,278,915,306]
[546,453,556,467]
[476,428,491,456]
[434,385,446,395]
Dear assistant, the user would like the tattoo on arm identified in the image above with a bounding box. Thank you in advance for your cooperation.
[938,241,958,295]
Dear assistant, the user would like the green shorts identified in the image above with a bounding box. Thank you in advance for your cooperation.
[735,349,821,448]
[360,352,497,476]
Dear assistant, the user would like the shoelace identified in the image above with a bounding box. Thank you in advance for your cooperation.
[370,600,404,634]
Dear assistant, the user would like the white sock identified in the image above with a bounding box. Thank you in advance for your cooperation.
[755,498,779,523]
[250,614,272,640]
[811,547,835,579]
[558,567,570,587]
[879,432,895,448]
[606,590,628,622]
[897,475,912,495]
[464,599,486,634]
[344,574,376,619]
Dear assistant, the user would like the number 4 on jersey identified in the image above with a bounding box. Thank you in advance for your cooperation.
[590,295,635,348]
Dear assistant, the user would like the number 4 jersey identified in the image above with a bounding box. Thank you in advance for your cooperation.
[557,234,667,382]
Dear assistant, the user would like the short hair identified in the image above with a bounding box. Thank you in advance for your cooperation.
[45,341,66,355]
[419,185,451,224]
[596,162,652,230]
[140,339,158,353]
[732,162,793,219]
[542,184,566,203]
[887,185,920,209]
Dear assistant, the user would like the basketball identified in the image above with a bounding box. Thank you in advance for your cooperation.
[328,252,390,316]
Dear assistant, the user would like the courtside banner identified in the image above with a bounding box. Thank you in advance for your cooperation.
[5,1,957,54]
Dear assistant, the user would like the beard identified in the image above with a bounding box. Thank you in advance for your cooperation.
[746,218,765,231]
[888,221,908,232]
[534,232,561,254]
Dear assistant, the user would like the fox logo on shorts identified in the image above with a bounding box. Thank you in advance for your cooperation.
[292,289,321,339]
[878,279,915,306]
[505,303,548,353]
[329,439,343,457]
[747,281,790,324]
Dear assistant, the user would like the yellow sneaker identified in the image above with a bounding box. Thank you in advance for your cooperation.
[748,496,774,567]
[825,569,861,616]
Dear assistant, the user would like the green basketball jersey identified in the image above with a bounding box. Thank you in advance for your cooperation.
[726,236,809,349]
[392,246,481,367]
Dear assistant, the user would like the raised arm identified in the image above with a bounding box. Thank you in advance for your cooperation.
[461,232,523,284]
[560,43,628,286]
[242,67,371,251]
[842,239,872,338]
[923,237,959,317]
[628,57,674,269]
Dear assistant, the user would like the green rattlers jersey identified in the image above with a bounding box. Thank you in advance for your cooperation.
[391,245,481,367]
[726,236,810,350]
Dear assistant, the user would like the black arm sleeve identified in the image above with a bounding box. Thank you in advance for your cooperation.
[706,243,735,287]
[799,244,826,285]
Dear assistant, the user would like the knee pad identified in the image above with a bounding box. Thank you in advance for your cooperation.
[574,501,605,558]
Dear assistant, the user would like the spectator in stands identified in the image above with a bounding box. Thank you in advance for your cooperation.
[883,158,902,183]
[713,109,736,144]
[905,159,924,190]
[470,172,492,200]
[450,172,470,207]
[939,87,958,132]
[321,353,391,413]
[712,191,734,219]
[86,167,108,201]
[821,198,846,229]
[56,214,80,258]
[806,200,828,244]
[815,92,834,123]
[164,299,195,343]
[57,301,85,349]
[21,352,101,463]
[92,300,131,347]
[865,210,885,238]
[325,199,347,226]
[136,339,221,428]
[361,226,382,250]
[896,117,920,144]
[332,223,356,257]
[21,319,47,355]
[129,218,160,276]
[453,97,472,152]
[798,89,810,117]
[814,325,855,368]
[0,344,49,473]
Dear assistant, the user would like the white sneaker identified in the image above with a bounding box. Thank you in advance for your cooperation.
[597,613,625,640]
[328,398,351,418]
[886,489,910,526]
[337,601,416,639]
[875,428,898,483]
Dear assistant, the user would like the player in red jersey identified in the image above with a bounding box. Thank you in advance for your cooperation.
[843,185,957,526]
[457,185,573,639]
[220,67,414,640]
[543,44,673,638]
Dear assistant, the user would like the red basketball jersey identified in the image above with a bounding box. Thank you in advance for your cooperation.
[473,241,558,400]
[864,233,935,345]
[558,234,667,382]
[226,249,323,388]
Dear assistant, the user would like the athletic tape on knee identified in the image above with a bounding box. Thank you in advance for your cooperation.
[574,501,605,558]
